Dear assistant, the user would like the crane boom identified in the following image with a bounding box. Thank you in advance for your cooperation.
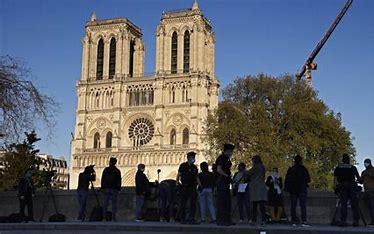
[296,0,353,81]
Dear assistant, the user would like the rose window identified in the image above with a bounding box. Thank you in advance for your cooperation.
[128,117,154,146]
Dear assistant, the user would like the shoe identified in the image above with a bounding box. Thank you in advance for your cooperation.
[352,221,359,227]
[292,223,298,227]
[200,220,206,223]
[181,220,187,224]
[249,220,254,225]
[210,220,216,224]
[260,221,266,226]
[239,219,244,223]
[135,219,144,222]
[301,222,310,227]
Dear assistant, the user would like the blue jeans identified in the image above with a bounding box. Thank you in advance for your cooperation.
[290,191,307,223]
[198,188,216,221]
[136,195,145,220]
[103,189,118,219]
[237,189,251,220]
[77,189,88,219]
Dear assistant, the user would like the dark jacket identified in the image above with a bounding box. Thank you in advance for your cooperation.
[101,165,121,191]
[285,164,310,194]
[135,170,150,195]
[78,172,94,191]
[18,177,34,197]
[198,171,216,189]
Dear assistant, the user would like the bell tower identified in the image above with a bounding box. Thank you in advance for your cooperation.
[81,12,145,81]
[155,1,215,78]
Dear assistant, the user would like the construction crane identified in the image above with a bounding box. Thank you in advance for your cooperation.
[296,0,353,85]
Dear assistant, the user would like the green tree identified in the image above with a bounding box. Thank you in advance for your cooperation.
[0,131,46,190]
[204,74,355,190]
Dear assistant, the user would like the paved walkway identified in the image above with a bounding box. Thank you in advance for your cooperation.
[0,221,373,234]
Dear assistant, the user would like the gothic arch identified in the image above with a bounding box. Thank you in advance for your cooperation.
[167,27,180,37]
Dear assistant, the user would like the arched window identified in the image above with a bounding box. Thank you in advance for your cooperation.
[106,131,112,148]
[96,39,104,80]
[109,38,116,79]
[183,31,190,73]
[171,32,178,74]
[170,129,176,145]
[93,132,100,149]
[129,40,135,77]
[182,128,189,145]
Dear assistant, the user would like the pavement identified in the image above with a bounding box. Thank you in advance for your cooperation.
[0,221,373,234]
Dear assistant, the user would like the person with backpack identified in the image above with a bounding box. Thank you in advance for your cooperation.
[101,157,121,221]
[232,162,251,223]
[197,162,216,223]
[284,154,311,227]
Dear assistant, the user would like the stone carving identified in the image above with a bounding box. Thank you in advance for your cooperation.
[173,114,183,126]
[96,119,106,129]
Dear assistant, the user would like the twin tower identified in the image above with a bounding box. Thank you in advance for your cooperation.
[70,2,219,188]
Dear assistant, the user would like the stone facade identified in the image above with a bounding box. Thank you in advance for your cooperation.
[69,2,219,188]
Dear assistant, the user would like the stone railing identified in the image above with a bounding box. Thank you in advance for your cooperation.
[0,189,371,224]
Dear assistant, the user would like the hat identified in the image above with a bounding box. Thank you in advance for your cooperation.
[223,143,235,151]
[138,163,145,170]
[187,151,197,158]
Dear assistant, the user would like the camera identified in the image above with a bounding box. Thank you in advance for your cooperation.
[85,165,96,182]
[42,169,57,185]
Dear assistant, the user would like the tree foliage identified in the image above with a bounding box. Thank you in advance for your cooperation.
[0,55,57,142]
[0,131,46,191]
[204,74,355,190]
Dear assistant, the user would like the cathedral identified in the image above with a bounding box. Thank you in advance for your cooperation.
[69,1,219,188]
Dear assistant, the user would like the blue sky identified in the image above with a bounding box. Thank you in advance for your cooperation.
[1,0,373,171]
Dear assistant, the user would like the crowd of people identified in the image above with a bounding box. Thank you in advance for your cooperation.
[16,144,374,228]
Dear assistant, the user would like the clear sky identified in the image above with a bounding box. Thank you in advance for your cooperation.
[1,0,373,170]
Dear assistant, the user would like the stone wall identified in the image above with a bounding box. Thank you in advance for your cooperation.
[0,189,370,224]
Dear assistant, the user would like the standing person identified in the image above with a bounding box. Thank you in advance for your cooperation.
[18,170,35,222]
[197,162,216,223]
[248,155,267,226]
[101,157,121,221]
[284,154,311,227]
[77,165,96,221]
[135,163,149,222]
[232,162,251,223]
[333,154,360,227]
[360,158,374,226]
[176,151,199,224]
[266,167,284,223]
[215,143,235,226]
